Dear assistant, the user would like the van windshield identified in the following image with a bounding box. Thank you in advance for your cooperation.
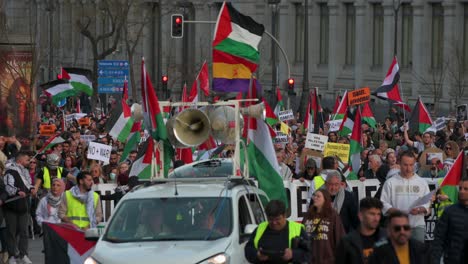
[103,197,232,242]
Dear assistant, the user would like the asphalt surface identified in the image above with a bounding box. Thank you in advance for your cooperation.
[29,237,44,264]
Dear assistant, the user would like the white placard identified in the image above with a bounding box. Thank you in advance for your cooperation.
[328,119,342,132]
[278,110,294,122]
[87,142,112,163]
[305,133,328,151]
[274,131,289,143]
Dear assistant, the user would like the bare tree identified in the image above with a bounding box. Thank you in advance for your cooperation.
[75,0,131,107]
[412,62,448,114]
[447,38,468,107]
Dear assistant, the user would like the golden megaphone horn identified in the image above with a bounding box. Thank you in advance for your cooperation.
[206,106,244,144]
[166,108,211,148]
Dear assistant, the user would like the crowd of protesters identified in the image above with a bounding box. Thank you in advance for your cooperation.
[0,98,468,263]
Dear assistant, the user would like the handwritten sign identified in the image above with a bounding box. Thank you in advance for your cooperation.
[305,133,328,151]
[348,87,370,106]
[323,142,350,162]
[328,119,343,132]
[274,133,288,143]
[39,124,57,136]
[278,110,295,122]
[78,117,90,126]
[81,135,97,142]
[87,142,112,163]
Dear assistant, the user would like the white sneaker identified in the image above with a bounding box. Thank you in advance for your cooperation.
[19,255,32,264]
[7,257,16,264]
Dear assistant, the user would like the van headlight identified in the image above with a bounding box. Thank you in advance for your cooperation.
[198,253,229,264]
[84,257,101,264]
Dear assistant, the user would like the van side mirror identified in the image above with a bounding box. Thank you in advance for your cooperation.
[244,224,257,235]
[85,228,100,241]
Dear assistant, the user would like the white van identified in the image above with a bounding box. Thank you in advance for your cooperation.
[84,175,269,264]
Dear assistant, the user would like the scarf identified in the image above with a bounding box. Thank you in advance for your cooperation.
[332,187,345,214]
[70,185,97,228]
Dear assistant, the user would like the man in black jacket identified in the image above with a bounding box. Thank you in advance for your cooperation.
[335,197,387,264]
[431,177,468,264]
[368,210,428,264]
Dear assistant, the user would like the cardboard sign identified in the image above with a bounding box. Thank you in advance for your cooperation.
[323,142,350,162]
[78,117,90,126]
[348,87,371,106]
[328,119,342,132]
[39,124,57,136]
[278,110,295,122]
[305,133,328,151]
[87,142,112,163]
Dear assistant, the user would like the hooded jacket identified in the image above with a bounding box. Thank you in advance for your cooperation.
[335,227,387,264]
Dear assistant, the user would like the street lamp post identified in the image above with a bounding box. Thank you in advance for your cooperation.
[268,0,281,93]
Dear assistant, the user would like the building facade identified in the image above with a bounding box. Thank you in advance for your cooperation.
[0,0,467,118]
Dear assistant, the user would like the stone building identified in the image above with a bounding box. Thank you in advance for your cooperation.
[0,0,467,118]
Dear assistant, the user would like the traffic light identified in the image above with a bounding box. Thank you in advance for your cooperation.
[162,75,168,89]
[171,14,184,38]
[287,78,295,90]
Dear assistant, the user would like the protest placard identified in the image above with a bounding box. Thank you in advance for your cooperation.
[348,87,370,106]
[39,124,57,136]
[328,120,342,132]
[278,110,295,122]
[323,142,350,162]
[305,133,328,151]
[87,142,112,163]
[81,135,97,142]
[274,132,288,143]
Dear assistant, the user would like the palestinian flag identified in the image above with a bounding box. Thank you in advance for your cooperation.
[372,57,411,112]
[62,68,93,96]
[332,94,341,114]
[348,107,362,180]
[440,151,466,202]
[264,99,279,127]
[274,87,285,117]
[409,97,433,134]
[120,121,142,162]
[339,106,356,137]
[37,135,65,153]
[41,79,77,105]
[43,223,96,264]
[329,91,349,132]
[129,137,154,180]
[246,115,288,207]
[362,102,377,128]
[212,2,265,92]
[141,59,174,177]
[109,80,134,142]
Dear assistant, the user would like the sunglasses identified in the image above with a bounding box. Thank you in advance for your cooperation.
[392,225,410,232]
[30,161,36,164]
[445,146,452,150]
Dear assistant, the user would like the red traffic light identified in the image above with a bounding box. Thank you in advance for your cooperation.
[288,78,294,85]
[171,14,184,38]
[175,17,182,24]
[162,75,168,83]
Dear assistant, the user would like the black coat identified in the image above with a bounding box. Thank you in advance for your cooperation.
[335,227,387,264]
[334,190,360,234]
[431,203,468,264]
[368,239,429,264]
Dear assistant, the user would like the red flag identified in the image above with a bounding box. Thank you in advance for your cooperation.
[197,61,210,96]
[332,94,341,114]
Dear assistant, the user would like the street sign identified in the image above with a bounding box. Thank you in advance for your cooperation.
[97,60,130,94]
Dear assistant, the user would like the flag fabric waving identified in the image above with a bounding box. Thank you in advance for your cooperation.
[362,102,377,128]
[212,2,265,92]
[348,107,362,180]
[372,57,411,112]
[37,135,65,154]
[62,68,93,96]
[329,91,349,132]
[273,87,285,117]
[109,80,134,142]
[440,151,466,202]
[42,79,77,105]
[128,136,154,180]
[339,106,356,137]
[120,121,142,163]
[43,223,96,264]
[197,61,210,96]
[409,97,433,134]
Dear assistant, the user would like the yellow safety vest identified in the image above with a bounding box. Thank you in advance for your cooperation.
[65,190,99,229]
[313,176,325,191]
[254,221,304,249]
[43,167,62,189]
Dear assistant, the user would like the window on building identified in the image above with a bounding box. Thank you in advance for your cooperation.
[401,3,413,68]
[319,3,329,64]
[295,3,304,62]
[431,3,444,69]
[372,4,384,67]
[345,3,356,66]
[464,4,468,70]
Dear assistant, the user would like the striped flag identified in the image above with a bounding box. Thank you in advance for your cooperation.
[212,2,265,92]
[109,80,134,142]
[362,102,377,128]
[128,137,154,180]
[41,80,77,105]
[61,68,93,96]
[37,135,65,154]
[348,107,362,180]
[409,97,433,134]
[273,87,285,117]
